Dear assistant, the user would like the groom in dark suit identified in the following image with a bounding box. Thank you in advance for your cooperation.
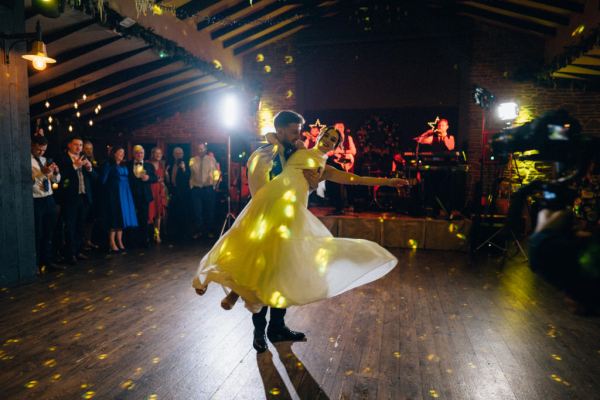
[247,110,321,353]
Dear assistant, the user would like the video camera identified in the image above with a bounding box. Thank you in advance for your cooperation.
[490,110,599,229]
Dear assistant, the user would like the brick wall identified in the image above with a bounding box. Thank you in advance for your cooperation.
[461,23,600,201]
[242,41,298,133]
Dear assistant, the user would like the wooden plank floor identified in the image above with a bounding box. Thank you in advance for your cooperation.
[1,244,599,400]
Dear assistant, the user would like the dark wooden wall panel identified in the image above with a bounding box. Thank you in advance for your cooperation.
[0,2,37,286]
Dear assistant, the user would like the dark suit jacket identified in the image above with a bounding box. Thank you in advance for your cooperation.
[56,152,97,204]
[127,160,157,205]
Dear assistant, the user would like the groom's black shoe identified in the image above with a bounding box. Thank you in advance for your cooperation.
[253,330,268,353]
[267,326,306,343]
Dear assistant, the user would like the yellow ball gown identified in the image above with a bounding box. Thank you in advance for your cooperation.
[192,147,397,312]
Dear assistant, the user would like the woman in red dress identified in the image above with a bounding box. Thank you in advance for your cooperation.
[148,147,167,243]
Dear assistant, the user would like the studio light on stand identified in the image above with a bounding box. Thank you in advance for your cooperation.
[497,102,519,125]
[219,93,241,237]
[1,21,56,71]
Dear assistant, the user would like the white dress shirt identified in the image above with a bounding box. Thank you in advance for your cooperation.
[189,154,218,188]
[32,155,61,198]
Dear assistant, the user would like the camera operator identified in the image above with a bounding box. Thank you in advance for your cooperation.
[528,208,599,314]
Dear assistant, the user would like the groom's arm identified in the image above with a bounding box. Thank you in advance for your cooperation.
[247,144,280,196]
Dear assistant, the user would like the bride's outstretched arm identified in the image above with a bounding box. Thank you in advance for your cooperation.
[322,165,408,187]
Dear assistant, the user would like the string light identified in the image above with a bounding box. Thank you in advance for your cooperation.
[88,120,93,126]
[44,101,50,108]
[68,125,73,132]
[264,65,271,73]
[48,116,52,123]
[76,111,81,118]
[73,102,78,109]
[94,108,99,114]
[97,104,101,110]
[48,125,52,131]
[82,94,87,101]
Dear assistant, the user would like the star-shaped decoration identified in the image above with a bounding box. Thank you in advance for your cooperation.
[427,116,440,130]
[309,119,324,129]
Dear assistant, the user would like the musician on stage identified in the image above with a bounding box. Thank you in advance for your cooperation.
[416,118,455,151]
[327,122,356,215]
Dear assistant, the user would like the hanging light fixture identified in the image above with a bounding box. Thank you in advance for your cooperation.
[44,100,50,108]
[0,21,57,71]
[76,111,81,118]
[88,120,93,126]
[82,94,87,101]
[68,125,73,132]
[48,116,52,123]
[74,102,78,109]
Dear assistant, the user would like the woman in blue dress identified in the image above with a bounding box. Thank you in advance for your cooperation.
[101,146,138,252]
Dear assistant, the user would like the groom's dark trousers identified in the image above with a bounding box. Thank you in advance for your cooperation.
[253,307,286,332]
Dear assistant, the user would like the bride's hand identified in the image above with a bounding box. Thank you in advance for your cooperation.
[294,140,306,149]
[388,178,409,187]
[303,169,321,190]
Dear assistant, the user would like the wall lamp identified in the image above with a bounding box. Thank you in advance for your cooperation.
[1,21,56,71]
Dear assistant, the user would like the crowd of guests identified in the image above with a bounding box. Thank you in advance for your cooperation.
[31,135,221,272]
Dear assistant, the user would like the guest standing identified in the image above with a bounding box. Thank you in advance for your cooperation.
[166,147,191,241]
[56,136,96,265]
[31,136,62,271]
[189,143,219,239]
[101,146,137,252]
[128,145,157,248]
[148,147,167,244]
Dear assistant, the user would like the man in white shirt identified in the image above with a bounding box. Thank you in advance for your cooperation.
[31,136,62,271]
[189,143,219,239]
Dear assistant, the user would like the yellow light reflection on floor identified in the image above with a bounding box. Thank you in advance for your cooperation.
[82,390,96,399]
[24,380,38,389]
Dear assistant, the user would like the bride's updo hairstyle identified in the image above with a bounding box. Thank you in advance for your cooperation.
[318,126,343,148]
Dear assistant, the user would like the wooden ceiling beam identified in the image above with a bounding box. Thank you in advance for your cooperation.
[101,81,222,123]
[197,0,266,31]
[29,46,151,97]
[42,19,97,44]
[176,0,221,20]
[210,1,301,40]
[233,16,309,55]
[222,5,310,48]
[461,0,569,26]
[48,68,196,120]
[30,57,180,116]
[458,5,556,36]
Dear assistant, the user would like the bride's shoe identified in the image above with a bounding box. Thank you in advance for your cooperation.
[195,284,208,296]
[221,292,239,310]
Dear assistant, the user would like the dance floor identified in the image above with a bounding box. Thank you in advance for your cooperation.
[1,244,599,399]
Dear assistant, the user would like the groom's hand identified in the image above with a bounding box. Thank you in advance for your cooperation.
[294,140,306,149]
[303,169,321,190]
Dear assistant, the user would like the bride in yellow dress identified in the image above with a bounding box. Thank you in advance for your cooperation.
[192,127,407,312]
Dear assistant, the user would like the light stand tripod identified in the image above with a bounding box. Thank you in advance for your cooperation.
[220,134,236,237]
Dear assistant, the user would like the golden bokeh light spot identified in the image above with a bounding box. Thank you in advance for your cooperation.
[277,225,291,239]
[456,233,466,240]
[571,24,585,37]
[283,190,297,202]
[134,367,143,376]
[121,379,135,390]
[51,373,61,382]
[408,239,418,249]
[136,331,143,337]
[344,369,354,376]
[84,304,95,311]
[82,391,96,399]
[393,351,401,358]
[152,357,160,364]
[269,387,280,395]
[255,53,264,62]
[96,325,104,331]
[284,205,294,218]
[81,383,91,389]
[103,296,112,302]
[315,248,329,275]
[429,389,440,398]
[427,354,440,362]
[152,4,163,15]
[43,358,57,367]
[145,306,155,312]
[4,338,21,345]
[269,291,287,308]
[25,380,38,389]
[212,59,222,70]
[551,354,562,361]
[31,308,39,313]
[284,55,294,64]
[98,354,108,360]
[73,333,82,340]
[60,297,70,304]
[296,361,303,369]
[448,223,457,232]
[148,395,158,400]
[62,320,68,324]
[263,65,271,73]
[446,368,453,374]
[285,90,293,99]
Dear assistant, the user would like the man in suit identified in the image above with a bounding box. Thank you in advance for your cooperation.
[246,110,321,353]
[128,145,157,248]
[56,136,96,265]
